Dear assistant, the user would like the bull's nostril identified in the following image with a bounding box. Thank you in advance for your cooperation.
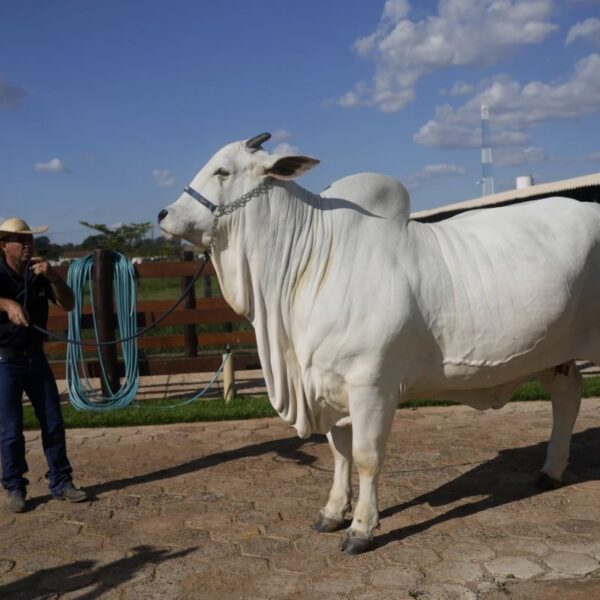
[158,209,168,223]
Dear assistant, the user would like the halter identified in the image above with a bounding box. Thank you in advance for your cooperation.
[183,177,275,251]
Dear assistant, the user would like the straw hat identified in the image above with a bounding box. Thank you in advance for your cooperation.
[0,218,48,240]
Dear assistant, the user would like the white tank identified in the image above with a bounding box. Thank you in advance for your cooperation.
[516,175,534,189]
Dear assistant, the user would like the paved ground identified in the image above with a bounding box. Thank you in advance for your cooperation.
[2,398,600,599]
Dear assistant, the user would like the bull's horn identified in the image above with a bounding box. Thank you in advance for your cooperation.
[246,132,271,150]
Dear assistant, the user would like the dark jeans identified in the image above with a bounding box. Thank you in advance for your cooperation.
[0,353,73,495]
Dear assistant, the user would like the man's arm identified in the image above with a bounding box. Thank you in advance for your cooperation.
[30,261,75,311]
[0,297,30,326]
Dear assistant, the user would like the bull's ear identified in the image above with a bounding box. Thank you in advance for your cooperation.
[264,155,320,180]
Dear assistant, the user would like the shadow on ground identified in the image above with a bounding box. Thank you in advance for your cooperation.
[27,433,326,509]
[375,426,600,549]
[88,433,326,497]
[0,545,197,600]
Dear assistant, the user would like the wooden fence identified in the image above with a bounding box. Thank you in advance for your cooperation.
[45,252,260,381]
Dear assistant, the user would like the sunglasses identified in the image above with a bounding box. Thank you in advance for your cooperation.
[2,234,33,244]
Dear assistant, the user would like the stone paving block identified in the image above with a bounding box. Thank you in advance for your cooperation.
[484,556,544,580]
[543,551,600,576]
[260,518,311,543]
[494,537,550,557]
[424,560,484,585]
[186,555,271,597]
[113,505,161,521]
[160,501,207,518]
[367,564,421,589]
[381,542,441,568]
[294,532,343,555]
[271,550,326,574]
[440,541,495,562]
[240,535,292,558]
[417,583,477,600]
[310,568,367,594]
[83,517,133,537]
[139,492,186,506]
[556,519,600,535]
[184,510,232,530]
[247,571,308,599]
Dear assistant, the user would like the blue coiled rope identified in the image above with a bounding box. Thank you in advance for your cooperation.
[66,253,139,411]
[63,252,226,412]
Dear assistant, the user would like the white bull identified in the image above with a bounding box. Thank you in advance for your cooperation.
[158,132,600,553]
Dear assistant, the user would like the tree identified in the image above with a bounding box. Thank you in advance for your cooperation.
[34,235,63,260]
[79,221,153,255]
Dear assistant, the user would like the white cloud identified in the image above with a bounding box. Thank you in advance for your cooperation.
[494,146,550,167]
[414,54,600,148]
[273,142,300,155]
[153,169,175,188]
[34,158,71,173]
[339,0,557,112]
[446,81,475,96]
[405,163,466,188]
[0,76,26,109]
[566,17,600,46]
[271,130,292,143]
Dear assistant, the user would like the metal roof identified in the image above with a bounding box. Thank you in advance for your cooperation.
[411,172,600,223]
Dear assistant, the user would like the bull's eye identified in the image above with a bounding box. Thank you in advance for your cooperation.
[214,168,230,177]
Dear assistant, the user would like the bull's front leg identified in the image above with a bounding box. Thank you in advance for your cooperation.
[341,387,396,554]
[315,422,353,533]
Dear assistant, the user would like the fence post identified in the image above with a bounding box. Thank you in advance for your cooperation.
[222,348,236,403]
[181,250,198,357]
[93,248,120,395]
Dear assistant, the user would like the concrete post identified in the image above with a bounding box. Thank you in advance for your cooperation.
[222,349,236,403]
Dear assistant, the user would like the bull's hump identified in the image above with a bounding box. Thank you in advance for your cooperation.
[320,172,411,222]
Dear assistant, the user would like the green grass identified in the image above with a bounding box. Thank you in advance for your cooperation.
[136,276,218,301]
[23,395,277,430]
[21,375,600,430]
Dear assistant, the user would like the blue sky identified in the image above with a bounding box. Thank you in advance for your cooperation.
[1,0,600,243]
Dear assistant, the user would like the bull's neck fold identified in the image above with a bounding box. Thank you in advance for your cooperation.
[210,179,337,437]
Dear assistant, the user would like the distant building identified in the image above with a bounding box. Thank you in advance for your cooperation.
[411,172,600,223]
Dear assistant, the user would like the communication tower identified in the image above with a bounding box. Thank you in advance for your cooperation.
[481,101,495,196]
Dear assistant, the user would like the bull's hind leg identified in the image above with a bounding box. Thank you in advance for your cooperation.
[340,387,396,554]
[536,361,582,489]
[315,423,353,533]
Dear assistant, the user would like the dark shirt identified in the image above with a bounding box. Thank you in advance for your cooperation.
[0,257,56,348]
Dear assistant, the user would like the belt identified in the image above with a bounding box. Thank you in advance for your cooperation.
[0,346,44,359]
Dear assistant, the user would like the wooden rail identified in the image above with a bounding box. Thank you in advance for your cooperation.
[47,255,259,379]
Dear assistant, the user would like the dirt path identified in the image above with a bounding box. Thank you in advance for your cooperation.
[2,399,600,599]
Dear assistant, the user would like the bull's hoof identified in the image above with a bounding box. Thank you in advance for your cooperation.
[314,513,344,533]
[340,530,373,555]
[535,472,562,491]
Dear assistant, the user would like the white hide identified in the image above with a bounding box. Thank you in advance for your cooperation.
[159,143,600,439]
[159,136,600,550]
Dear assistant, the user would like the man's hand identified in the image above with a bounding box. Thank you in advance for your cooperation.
[1,299,29,327]
[29,259,75,312]
[30,260,59,283]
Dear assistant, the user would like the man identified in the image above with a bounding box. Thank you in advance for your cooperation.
[0,218,87,512]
